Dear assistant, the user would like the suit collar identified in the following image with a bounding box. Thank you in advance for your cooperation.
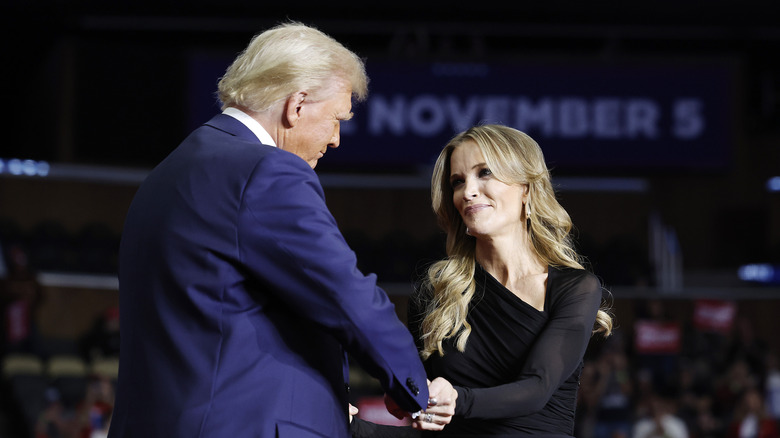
[204,113,270,145]
[221,107,277,146]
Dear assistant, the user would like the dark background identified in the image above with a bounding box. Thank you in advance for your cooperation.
[1,2,780,436]
[3,0,779,274]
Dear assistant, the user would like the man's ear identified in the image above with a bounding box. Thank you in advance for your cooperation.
[282,92,307,128]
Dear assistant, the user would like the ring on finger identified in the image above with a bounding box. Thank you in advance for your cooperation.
[425,413,433,423]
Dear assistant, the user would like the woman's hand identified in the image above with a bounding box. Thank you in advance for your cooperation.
[349,404,359,423]
[411,377,457,431]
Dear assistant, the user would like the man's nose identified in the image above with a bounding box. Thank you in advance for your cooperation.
[329,126,340,148]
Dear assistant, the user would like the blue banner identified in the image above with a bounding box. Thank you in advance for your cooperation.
[189,55,736,173]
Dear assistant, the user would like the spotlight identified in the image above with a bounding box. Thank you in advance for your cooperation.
[768,176,780,192]
[738,263,780,284]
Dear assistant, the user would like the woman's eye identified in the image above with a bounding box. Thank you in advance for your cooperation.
[450,179,463,188]
[479,168,492,177]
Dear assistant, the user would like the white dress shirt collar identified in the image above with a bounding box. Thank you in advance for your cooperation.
[222,107,277,147]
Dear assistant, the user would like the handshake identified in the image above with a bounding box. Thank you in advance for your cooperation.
[350,377,458,432]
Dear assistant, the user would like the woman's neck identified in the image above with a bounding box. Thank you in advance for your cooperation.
[475,235,546,285]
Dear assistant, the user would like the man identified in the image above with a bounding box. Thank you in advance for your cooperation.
[109,22,447,437]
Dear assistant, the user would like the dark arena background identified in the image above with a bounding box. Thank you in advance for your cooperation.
[1,1,780,436]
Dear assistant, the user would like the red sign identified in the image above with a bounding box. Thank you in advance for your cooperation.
[356,396,411,426]
[693,299,736,334]
[634,320,681,354]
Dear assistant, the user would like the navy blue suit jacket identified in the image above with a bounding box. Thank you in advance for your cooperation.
[108,114,428,437]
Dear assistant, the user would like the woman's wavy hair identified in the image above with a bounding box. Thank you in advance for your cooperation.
[418,124,612,359]
[217,22,368,112]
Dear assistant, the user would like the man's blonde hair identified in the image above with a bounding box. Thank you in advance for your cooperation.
[217,22,368,111]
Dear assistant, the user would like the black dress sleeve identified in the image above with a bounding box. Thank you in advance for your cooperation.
[452,270,602,419]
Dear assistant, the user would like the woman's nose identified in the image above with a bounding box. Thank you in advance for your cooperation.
[463,179,478,199]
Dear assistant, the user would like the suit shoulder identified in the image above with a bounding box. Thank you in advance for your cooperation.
[247,147,318,184]
[239,146,325,209]
[189,127,313,176]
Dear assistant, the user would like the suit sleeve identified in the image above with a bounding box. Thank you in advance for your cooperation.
[237,151,428,412]
[453,272,602,418]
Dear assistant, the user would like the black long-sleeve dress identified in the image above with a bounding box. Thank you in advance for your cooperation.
[352,264,603,437]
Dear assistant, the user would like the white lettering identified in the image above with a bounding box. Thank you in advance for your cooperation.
[625,99,660,138]
[559,98,589,138]
[444,96,481,132]
[673,98,704,139]
[409,95,446,137]
[515,98,554,136]
[593,99,622,138]
[481,96,511,125]
[368,95,406,135]
[363,94,681,141]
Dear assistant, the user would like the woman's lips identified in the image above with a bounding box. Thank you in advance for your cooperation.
[464,204,490,215]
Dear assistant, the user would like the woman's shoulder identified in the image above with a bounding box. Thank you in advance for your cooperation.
[550,264,597,280]
[548,265,602,297]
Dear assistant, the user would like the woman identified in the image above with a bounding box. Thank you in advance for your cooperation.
[353,124,612,437]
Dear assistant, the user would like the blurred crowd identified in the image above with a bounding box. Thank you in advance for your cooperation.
[1,225,779,438]
[575,300,780,438]
[0,239,118,437]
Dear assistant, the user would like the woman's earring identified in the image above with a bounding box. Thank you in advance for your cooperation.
[466,227,471,236]
[525,201,531,231]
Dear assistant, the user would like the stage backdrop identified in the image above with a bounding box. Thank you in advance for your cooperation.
[188,54,737,174]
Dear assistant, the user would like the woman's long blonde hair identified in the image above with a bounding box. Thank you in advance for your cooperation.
[419,124,612,359]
